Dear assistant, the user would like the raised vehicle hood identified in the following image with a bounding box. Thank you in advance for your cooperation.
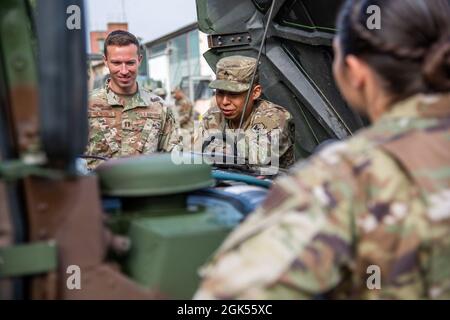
[197,0,366,159]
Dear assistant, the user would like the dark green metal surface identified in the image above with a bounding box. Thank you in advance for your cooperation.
[96,154,214,197]
[0,241,57,278]
[106,194,194,233]
[0,0,37,87]
[125,212,231,299]
[0,160,64,181]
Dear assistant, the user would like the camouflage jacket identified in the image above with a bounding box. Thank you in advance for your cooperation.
[175,97,194,130]
[86,80,180,169]
[194,94,450,299]
[196,99,295,170]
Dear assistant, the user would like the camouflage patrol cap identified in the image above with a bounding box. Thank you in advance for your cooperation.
[209,55,257,93]
[153,87,167,97]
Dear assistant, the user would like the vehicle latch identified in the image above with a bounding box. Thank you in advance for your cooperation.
[208,32,252,49]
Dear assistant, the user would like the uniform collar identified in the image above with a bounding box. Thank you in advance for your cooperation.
[104,78,153,111]
[225,99,262,130]
[380,93,450,122]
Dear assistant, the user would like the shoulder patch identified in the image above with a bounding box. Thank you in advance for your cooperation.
[252,122,267,133]
[253,116,278,131]
[137,88,163,107]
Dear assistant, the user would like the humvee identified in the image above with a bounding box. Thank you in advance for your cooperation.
[0,0,364,299]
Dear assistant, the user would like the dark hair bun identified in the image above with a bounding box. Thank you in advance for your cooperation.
[337,0,450,97]
[423,37,450,92]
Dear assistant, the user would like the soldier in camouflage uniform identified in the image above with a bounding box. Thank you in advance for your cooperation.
[195,0,450,299]
[196,56,295,170]
[172,87,195,131]
[85,31,179,169]
[153,87,168,101]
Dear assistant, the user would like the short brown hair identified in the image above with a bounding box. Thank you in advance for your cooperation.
[104,30,141,57]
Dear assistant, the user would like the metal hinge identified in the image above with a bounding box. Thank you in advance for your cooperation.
[208,32,252,49]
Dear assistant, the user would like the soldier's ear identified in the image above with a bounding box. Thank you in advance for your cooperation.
[252,84,262,100]
[103,54,107,64]
[138,55,143,64]
[344,55,367,89]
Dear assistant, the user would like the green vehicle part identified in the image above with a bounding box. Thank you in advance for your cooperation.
[97,154,253,298]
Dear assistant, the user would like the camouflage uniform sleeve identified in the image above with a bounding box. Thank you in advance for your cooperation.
[85,121,105,170]
[269,112,295,168]
[158,105,181,152]
[177,98,193,127]
[85,90,117,170]
[275,112,295,168]
[194,142,356,299]
[192,117,206,151]
[192,109,220,153]
[247,109,295,169]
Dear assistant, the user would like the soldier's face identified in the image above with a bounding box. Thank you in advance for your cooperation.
[216,85,261,122]
[104,44,142,93]
[173,90,183,100]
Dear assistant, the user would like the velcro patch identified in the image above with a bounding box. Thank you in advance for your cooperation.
[88,111,115,118]
[139,111,161,119]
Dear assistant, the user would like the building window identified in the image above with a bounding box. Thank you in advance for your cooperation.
[97,38,105,52]
[150,43,167,57]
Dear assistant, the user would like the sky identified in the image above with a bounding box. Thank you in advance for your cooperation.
[86,0,198,43]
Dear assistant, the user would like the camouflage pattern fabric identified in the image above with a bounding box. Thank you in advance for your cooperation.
[174,97,194,130]
[209,56,258,93]
[194,93,450,299]
[86,79,180,169]
[153,87,167,98]
[196,99,295,169]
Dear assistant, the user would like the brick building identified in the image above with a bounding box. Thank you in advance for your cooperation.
[90,22,128,54]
